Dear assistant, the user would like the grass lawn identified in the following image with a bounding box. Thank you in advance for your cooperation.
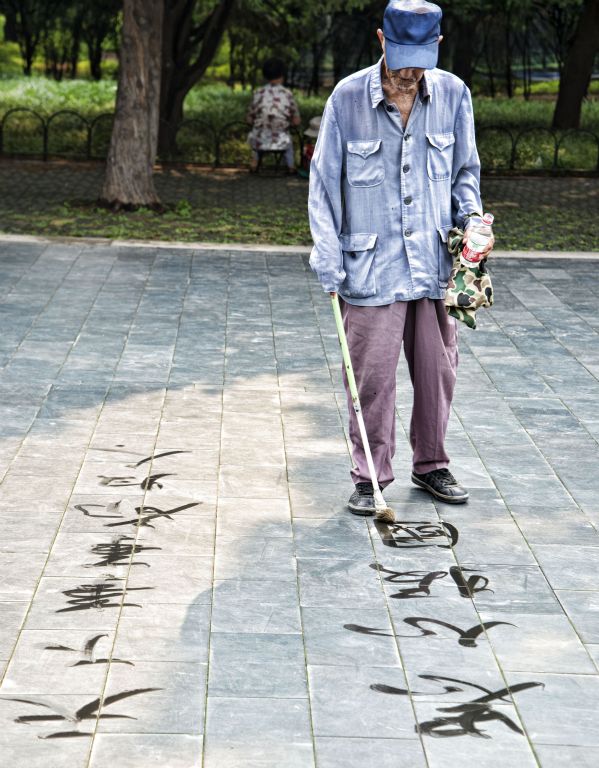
[0,170,596,251]
[0,201,313,246]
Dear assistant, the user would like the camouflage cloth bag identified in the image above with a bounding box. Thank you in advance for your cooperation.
[444,227,493,330]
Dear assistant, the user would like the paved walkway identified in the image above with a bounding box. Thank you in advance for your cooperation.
[1,238,599,767]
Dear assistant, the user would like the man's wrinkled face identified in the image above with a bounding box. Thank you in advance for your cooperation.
[385,65,426,93]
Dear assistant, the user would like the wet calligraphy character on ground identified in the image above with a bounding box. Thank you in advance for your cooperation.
[75,501,200,529]
[371,675,544,738]
[126,450,190,469]
[2,688,162,739]
[343,624,393,637]
[44,633,133,666]
[57,580,152,613]
[95,447,191,492]
[108,502,201,529]
[397,617,515,647]
[370,564,448,599]
[75,500,124,520]
[374,520,459,549]
[344,617,512,647]
[369,564,492,600]
[449,566,493,598]
[98,473,174,491]
[84,535,161,568]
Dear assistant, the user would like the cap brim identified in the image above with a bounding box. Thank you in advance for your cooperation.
[384,39,438,70]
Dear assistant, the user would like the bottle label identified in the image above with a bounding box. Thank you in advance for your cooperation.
[461,233,490,266]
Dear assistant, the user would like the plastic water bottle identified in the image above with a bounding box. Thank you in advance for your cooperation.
[461,213,494,267]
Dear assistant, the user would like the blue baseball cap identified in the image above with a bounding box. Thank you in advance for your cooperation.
[382,0,442,71]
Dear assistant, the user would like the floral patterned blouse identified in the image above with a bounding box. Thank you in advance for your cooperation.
[246,83,301,151]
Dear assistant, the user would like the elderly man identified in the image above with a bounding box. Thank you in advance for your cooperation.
[308,0,493,514]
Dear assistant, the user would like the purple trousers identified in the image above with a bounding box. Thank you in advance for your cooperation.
[341,298,458,487]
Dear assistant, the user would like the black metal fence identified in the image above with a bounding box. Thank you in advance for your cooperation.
[1,108,598,173]
[476,125,599,173]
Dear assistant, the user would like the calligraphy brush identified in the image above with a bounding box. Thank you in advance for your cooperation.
[331,293,395,523]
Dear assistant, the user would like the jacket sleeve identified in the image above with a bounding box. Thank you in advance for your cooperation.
[308,95,346,293]
[451,85,483,229]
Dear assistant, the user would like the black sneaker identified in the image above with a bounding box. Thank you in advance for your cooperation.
[348,482,377,515]
[411,468,469,504]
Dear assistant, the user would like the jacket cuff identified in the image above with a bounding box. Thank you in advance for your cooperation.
[317,270,345,293]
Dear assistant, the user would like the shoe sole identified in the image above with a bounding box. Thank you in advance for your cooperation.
[411,474,469,504]
[347,501,375,516]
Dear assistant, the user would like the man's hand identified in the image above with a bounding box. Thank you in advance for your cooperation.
[462,231,495,260]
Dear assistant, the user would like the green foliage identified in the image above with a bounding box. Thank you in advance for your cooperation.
[0,76,117,115]
[1,189,597,250]
[1,78,598,170]
[184,83,251,125]
[473,96,599,131]
[0,16,23,76]
[1,76,597,129]
[173,198,193,218]
[0,3,119,80]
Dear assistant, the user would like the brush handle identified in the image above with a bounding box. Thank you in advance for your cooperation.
[331,293,360,405]
[331,293,381,500]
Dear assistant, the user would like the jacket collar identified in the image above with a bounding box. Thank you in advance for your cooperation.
[370,56,432,108]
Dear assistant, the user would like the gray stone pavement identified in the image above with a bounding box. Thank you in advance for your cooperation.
[1,238,599,767]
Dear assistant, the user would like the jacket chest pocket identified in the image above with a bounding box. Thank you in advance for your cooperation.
[346,139,385,187]
[426,132,455,181]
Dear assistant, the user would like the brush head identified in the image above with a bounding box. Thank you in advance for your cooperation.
[373,488,395,523]
[374,505,395,524]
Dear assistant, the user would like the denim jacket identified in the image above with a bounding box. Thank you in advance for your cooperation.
[308,59,483,305]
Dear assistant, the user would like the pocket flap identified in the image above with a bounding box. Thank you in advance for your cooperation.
[340,233,378,251]
[437,225,452,243]
[347,139,382,159]
[426,132,455,151]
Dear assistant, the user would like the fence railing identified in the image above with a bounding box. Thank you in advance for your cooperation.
[477,125,599,173]
[1,108,598,173]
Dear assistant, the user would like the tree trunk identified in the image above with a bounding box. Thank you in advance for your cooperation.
[69,16,83,79]
[88,39,104,80]
[23,34,35,76]
[228,32,236,87]
[504,10,513,98]
[309,43,321,95]
[553,0,599,129]
[4,9,18,42]
[158,0,236,158]
[451,16,476,88]
[101,0,164,209]
[522,25,532,102]
[483,25,496,98]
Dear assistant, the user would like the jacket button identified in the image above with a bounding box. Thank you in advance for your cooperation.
[405,229,412,237]
[403,164,410,173]
[404,134,411,141]
[386,104,394,112]
[404,196,412,205]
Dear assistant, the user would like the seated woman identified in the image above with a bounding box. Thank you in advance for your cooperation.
[246,58,301,173]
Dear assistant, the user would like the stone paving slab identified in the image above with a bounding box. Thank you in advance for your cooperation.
[1,238,599,766]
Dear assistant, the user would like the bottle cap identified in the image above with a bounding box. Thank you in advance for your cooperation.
[483,212,494,225]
